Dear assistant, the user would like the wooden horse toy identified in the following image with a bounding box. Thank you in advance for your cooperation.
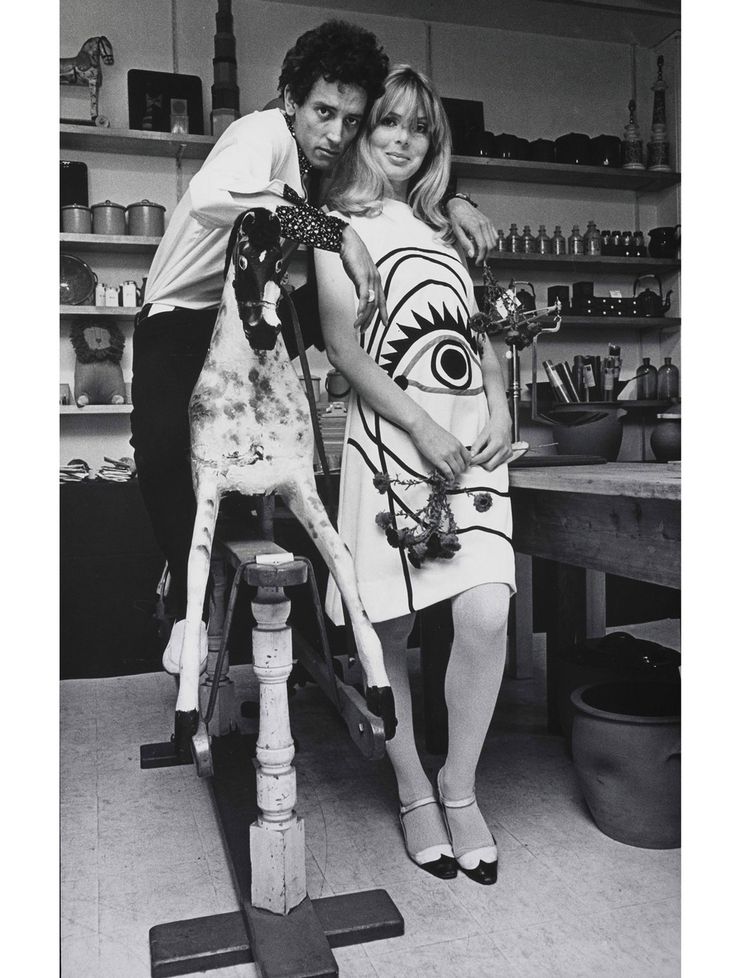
[60,36,114,124]
[173,208,397,764]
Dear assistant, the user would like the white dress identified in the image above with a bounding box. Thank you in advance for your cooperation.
[326,200,515,625]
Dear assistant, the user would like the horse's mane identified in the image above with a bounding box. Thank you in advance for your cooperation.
[224,209,281,279]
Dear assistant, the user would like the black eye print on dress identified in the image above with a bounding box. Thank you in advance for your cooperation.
[431,341,472,390]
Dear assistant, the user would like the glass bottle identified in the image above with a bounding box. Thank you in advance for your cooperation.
[635,356,658,400]
[610,230,623,256]
[657,357,679,399]
[583,221,602,256]
[496,229,506,252]
[521,224,536,253]
[602,356,616,401]
[537,224,551,255]
[568,224,584,256]
[621,230,634,257]
[632,230,647,257]
[551,225,566,255]
[600,229,612,255]
[507,223,522,253]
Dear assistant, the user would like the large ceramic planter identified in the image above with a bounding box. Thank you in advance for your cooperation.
[571,681,680,848]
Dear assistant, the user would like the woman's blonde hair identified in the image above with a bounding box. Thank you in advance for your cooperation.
[325,64,452,239]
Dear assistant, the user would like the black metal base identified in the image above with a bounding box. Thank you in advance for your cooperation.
[148,733,404,977]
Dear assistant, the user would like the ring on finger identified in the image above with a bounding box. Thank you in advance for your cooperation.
[367,289,375,302]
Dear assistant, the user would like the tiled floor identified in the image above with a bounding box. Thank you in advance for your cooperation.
[61,621,680,978]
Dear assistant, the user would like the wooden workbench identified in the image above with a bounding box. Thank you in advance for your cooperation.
[508,462,681,729]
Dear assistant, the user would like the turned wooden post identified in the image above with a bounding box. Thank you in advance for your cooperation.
[246,556,308,915]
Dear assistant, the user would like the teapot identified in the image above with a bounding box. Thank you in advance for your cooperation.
[512,280,536,312]
[647,225,680,259]
[634,274,673,317]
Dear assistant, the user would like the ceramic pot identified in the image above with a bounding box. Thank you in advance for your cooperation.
[479,131,496,158]
[127,199,166,237]
[553,413,623,461]
[529,138,555,162]
[571,681,681,848]
[554,132,592,165]
[91,200,126,235]
[590,134,623,167]
[650,416,681,461]
[647,225,680,259]
[495,133,523,159]
[61,204,92,234]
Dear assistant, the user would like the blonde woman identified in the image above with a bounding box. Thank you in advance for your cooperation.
[316,65,515,884]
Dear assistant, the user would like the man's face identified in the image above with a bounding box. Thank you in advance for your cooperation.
[284,77,367,170]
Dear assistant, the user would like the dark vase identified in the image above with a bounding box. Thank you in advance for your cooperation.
[650,417,681,461]
[554,132,592,165]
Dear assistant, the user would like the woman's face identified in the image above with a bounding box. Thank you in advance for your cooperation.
[368,94,431,200]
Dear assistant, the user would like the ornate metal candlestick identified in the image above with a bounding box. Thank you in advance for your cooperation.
[623,98,644,169]
[469,264,562,442]
[647,55,672,171]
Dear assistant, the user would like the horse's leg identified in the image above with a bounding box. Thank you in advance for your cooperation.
[281,473,397,739]
[89,76,98,121]
[174,466,221,750]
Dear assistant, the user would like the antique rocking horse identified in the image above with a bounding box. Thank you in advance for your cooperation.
[60,36,114,124]
[173,208,396,763]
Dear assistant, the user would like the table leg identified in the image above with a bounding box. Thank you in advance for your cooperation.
[507,553,534,679]
[546,562,587,734]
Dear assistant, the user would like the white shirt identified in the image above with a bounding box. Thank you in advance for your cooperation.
[144,109,305,310]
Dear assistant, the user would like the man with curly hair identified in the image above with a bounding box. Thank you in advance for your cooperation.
[131,20,497,672]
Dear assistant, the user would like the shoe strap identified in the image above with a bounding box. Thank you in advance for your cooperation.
[437,767,476,809]
[399,796,438,817]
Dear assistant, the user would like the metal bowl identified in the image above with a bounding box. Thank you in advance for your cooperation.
[60,254,97,305]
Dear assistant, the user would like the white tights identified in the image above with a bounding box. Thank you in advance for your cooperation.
[374,583,510,810]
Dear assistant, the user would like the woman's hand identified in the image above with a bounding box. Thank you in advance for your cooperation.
[408,413,471,481]
[446,197,498,265]
[470,418,513,472]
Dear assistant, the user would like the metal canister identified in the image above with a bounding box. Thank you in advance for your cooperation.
[126,199,166,237]
[61,204,92,234]
[91,200,127,235]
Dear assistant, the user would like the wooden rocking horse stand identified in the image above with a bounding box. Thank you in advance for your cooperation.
[141,209,403,976]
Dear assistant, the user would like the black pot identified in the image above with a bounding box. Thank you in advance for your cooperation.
[547,285,570,310]
[554,132,592,165]
[590,134,623,167]
[647,225,680,259]
[529,138,555,163]
[495,133,524,159]
[479,131,496,158]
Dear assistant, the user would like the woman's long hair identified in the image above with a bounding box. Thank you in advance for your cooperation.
[325,64,452,240]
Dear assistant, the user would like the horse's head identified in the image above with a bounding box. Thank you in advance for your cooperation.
[98,36,114,65]
[228,209,286,352]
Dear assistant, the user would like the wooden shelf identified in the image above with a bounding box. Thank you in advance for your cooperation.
[60,404,132,415]
[60,124,216,160]
[60,305,140,319]
[539,315,680,330]
[451,155,681,192]
[478,253,679,274]
[60,233,161,253]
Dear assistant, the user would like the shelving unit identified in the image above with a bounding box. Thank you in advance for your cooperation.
[537,315,679,330]
[60,233,161,254]
[60,404,133,415]
[60,305,140,319]
[452,154,681,191]
[478,253,679,275]
[60,124,216,160]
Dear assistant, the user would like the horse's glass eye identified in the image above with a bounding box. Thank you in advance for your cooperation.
[275,260,283,274]
[238,256,248,270]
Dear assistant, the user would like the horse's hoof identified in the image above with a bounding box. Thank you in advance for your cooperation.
[365,686,398,741]
[173,709,199,760]
[191,719,213,778]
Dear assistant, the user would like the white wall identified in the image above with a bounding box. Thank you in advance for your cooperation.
[60,1,680,467]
